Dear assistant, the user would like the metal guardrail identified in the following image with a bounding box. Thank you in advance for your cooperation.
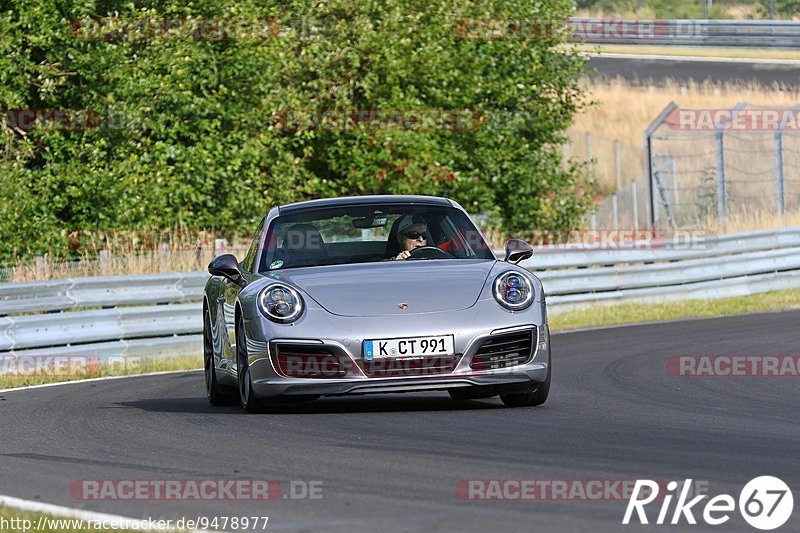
[520,227,800,270]
[0,272,207,315]
[0,227,798,363]
[572,18,800,48]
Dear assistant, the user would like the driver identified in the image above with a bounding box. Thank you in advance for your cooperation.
[393,215,429,260]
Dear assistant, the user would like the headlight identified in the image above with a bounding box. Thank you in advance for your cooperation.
[258,284,303,323]
[493,272,534,311]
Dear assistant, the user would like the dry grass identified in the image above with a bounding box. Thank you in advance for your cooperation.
[567,79,800,203]
[701,207,800,233]
[574,2,775,20]
[574,79,800,151]
[576,44,800,61]
[5,228,249,282]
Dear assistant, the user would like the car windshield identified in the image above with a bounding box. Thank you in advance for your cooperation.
[257,204,494,272]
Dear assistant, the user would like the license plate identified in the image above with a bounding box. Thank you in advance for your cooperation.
[363,335,455,361]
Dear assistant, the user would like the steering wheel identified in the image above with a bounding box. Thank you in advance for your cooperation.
[408,245,455,260]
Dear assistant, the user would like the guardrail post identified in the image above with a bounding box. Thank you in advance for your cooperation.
[775,131,785,218]
[715,131,727,228]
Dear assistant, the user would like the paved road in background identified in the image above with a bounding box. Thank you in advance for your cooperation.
[588,55,800,87]
[1,311,798,532]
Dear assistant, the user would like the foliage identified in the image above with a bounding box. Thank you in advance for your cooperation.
[0,0,591,260]
[757,0,800,17]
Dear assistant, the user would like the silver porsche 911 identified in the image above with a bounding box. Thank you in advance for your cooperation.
[203,195,550,412]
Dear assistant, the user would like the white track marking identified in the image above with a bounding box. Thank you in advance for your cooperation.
[0,493,221,532]
[0,369,201,395]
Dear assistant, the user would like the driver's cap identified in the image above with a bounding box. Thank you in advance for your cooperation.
[397,215,427,233]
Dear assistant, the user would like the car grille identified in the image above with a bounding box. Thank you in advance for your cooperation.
[363,355,459,378]
[273,344,346,379]
[470,329,535,371]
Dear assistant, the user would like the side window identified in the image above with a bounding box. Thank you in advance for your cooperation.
[242,218,266,272]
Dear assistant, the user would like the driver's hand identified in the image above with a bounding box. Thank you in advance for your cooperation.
[395,250,411,260]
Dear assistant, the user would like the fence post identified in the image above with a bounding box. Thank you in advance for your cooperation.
[715,131,727,228]
[590,210,597,231]
[215,239,227,256]
[775,131,785,218]
[35,254,50,279]
[99,249,110,272]
[614,139,622,192]
[561,143,568,169]
[631,180,639,231]
[585,131,593,182]
[671,157,679,208]
[612,193,619,230]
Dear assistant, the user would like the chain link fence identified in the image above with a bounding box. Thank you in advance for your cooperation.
[647,103,800,231]
[580,103,800,234]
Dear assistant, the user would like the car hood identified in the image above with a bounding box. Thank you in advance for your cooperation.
[268,260,496,317]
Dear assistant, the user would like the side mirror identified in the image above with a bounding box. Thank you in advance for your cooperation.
[208,254,247,286]
[504,239,533,265]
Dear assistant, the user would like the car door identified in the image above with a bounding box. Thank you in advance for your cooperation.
[219,277,240,376]
[222,217,267,377]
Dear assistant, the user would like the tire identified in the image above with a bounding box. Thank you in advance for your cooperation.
[500,353,551,408]
[204,311,236,406]
[236,318,264,413]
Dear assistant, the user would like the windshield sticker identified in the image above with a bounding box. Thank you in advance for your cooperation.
[269,260,284,270]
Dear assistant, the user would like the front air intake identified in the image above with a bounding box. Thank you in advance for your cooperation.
[273,344,346,378]
[470,329,535,371]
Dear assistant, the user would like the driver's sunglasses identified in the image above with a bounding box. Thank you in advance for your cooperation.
[401,231,429,240]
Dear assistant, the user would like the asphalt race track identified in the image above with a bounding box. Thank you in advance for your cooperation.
[587,55,800,87]
[1,311,798,532]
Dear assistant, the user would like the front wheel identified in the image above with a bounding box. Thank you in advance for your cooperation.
[204,311,236,406]
[500,353,551,408]
[236,318,264,413]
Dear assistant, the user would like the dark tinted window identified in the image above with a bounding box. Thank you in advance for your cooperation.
[258,204,493,272]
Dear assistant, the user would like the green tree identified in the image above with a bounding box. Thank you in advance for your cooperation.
[0,0,591,260]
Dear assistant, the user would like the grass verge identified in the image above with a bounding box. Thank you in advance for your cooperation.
[549,287,800,331]
[0,354,201,391]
